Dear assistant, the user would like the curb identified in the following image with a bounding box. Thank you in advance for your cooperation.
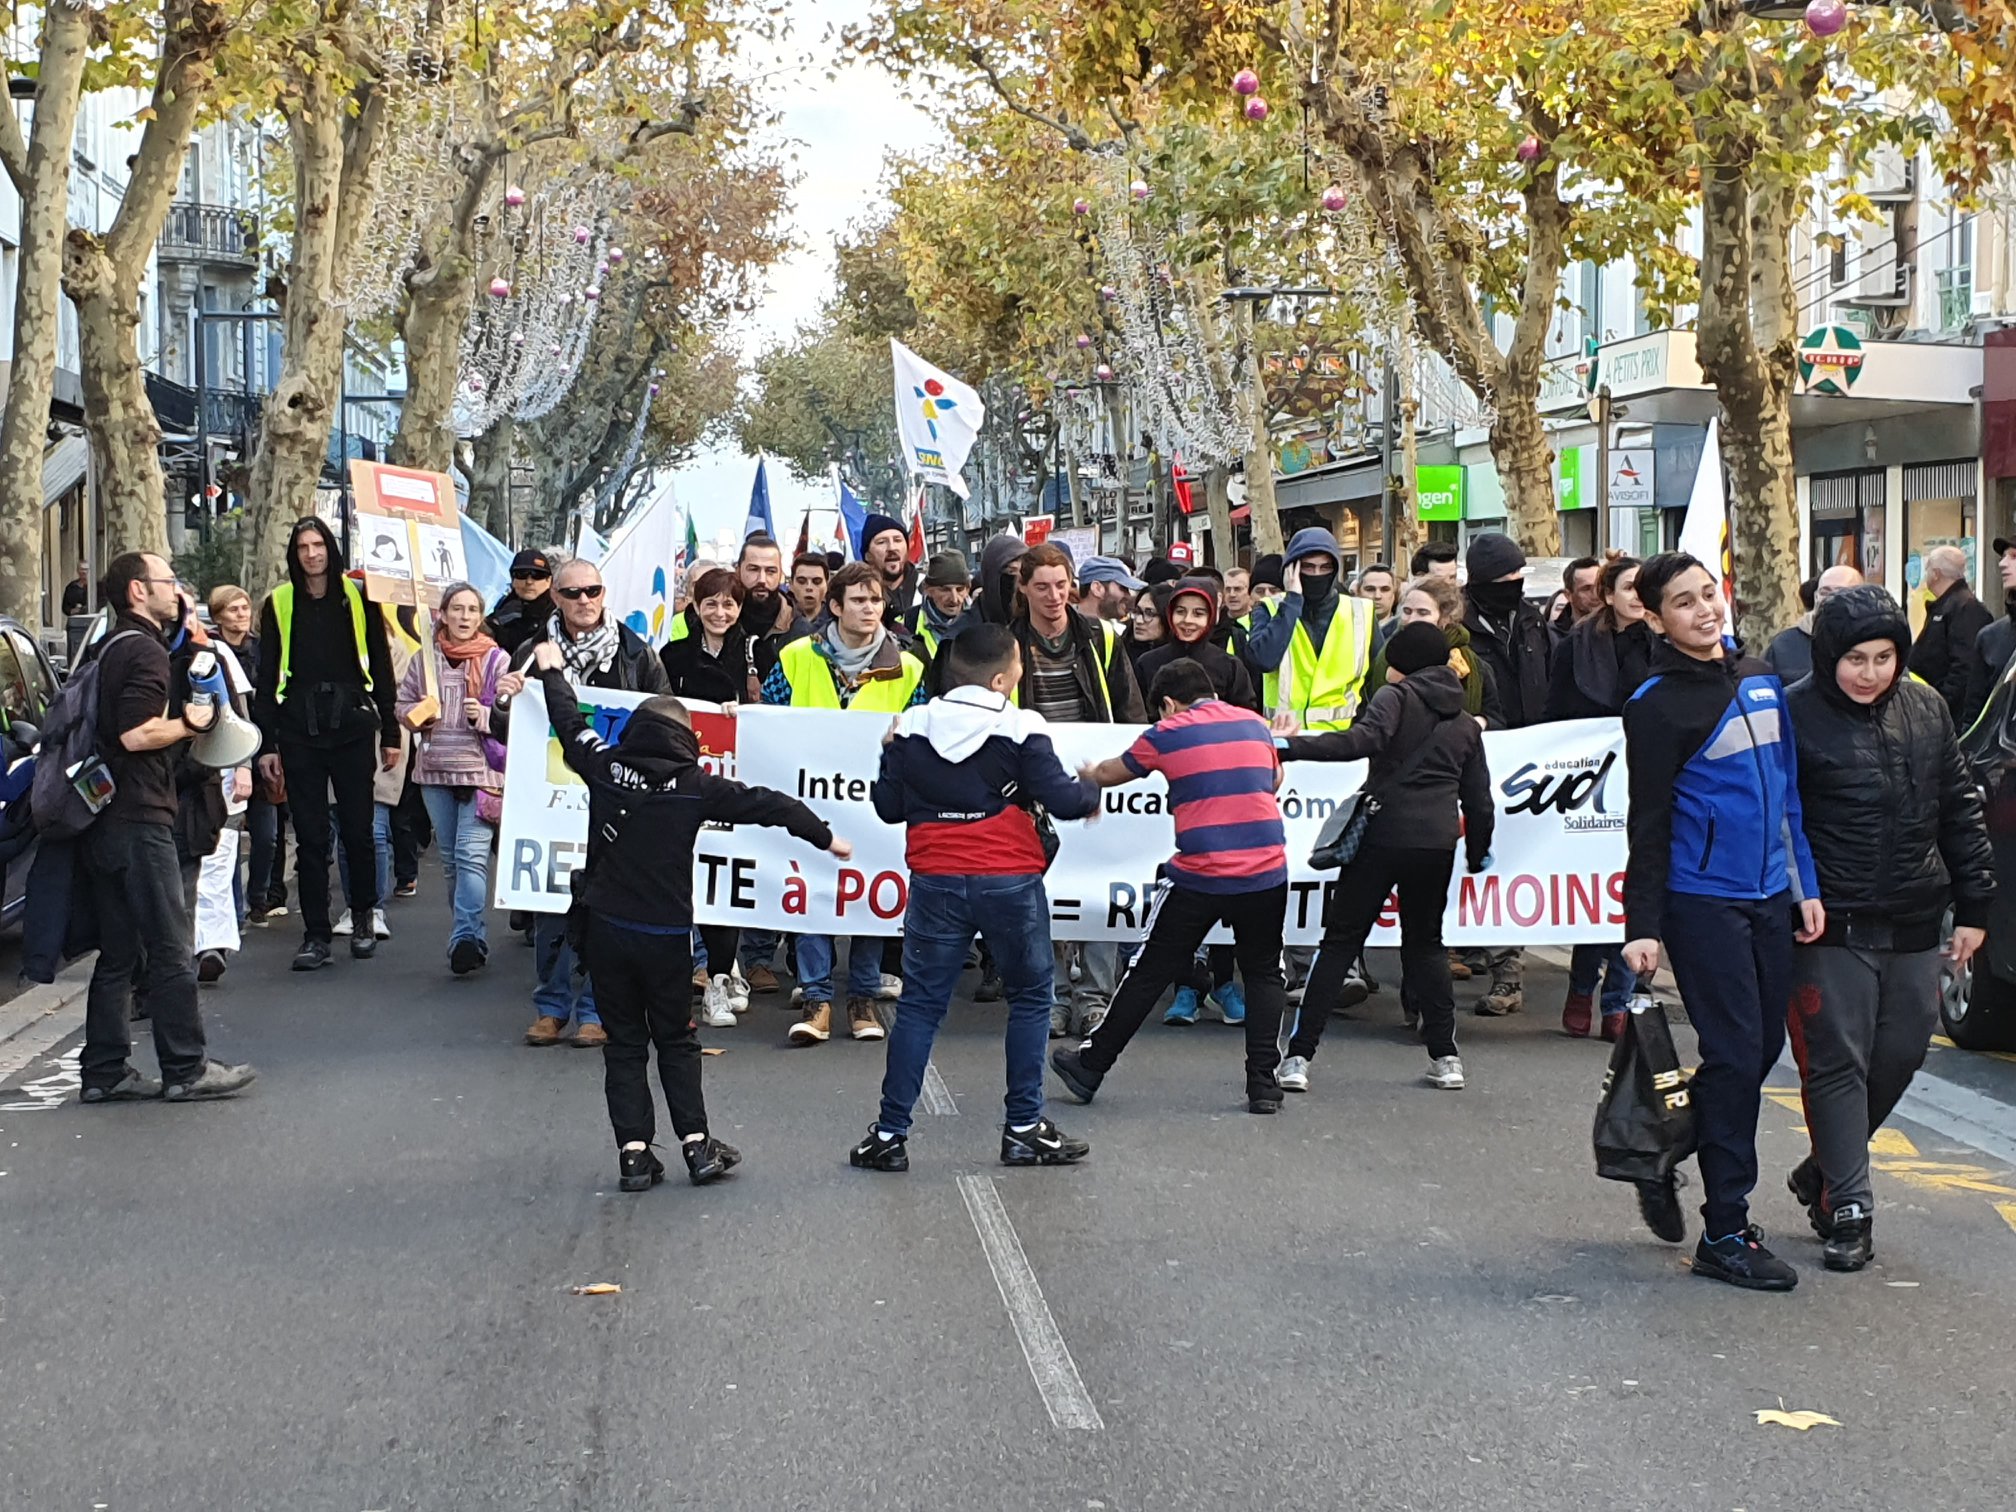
[0,956,96,1081]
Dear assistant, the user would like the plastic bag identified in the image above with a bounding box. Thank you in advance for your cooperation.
[1592,993,1697,1184]
[194,828,242,956]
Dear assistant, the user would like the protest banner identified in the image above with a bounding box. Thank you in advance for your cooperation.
[348,460,466,609]
[497,693,1630,947]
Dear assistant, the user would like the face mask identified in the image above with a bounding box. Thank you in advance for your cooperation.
[1470,578,1525,616]
[1300,571,1337,605]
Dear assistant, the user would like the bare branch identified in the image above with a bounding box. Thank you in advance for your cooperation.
[0,98,28,195]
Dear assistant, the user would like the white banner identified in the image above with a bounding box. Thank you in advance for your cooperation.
[497,692,1630,946]
[891,339,985,499]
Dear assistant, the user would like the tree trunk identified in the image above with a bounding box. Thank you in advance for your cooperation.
[390,270,479,475]
[0,3,94,621]
[65,238,168,555]
[1393,376,1424,572]
[1244,345,1283,561]
[468,417,517,538]
[1488,398,1561,557]
[1203,464,1236,568]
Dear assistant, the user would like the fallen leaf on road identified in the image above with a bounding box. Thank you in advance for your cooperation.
[571,1283,622,1296]
[701,1048,726,1057]
[1754,1404,1840,1431]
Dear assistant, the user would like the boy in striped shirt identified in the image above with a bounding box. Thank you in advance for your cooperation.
[1051,660,1292,1114]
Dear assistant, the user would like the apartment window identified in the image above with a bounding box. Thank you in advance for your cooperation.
[1579,261,1602,344]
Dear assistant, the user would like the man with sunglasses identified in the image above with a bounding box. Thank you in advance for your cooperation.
[493,558,670,1047]
[487,549,555,656]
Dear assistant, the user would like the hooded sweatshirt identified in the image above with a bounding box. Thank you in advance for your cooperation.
[1135,577,1260,712]
[1245,526,1351,672]
[975,532,1032,625]
[872,686,1100,876]
[253,516,398,752]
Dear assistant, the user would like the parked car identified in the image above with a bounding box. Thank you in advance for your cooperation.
[0,614,62,929]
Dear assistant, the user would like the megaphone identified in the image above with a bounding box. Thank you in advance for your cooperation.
[185,650,264,769]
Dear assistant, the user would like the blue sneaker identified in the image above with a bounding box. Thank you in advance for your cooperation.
[1208,982,1248,1025]
[1164,987,1200,1025]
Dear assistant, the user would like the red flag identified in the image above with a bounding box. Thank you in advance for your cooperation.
[1172,452,1195,516]
[909,483,927,565]
[794,509,810,560]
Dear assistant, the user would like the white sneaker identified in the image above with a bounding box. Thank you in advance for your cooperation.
[1278,1054,1311,1093]
[876,972,903,1001]
[331,909,354,937]
[1426,1055,1466,1090]
[371,908,392,940]
[702,976,737,1028]
[727,965,751,1014]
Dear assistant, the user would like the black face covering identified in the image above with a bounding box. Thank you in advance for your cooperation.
[1299,570,1338,605]
[1469,578,1526,617]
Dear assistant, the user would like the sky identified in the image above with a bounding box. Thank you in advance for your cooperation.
[660,3,944,558]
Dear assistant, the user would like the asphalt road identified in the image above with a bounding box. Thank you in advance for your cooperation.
[4,898,2016,1512]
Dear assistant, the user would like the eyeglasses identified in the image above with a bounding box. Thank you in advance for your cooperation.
[138,577,180,587]
[555,584,605,601]
[1131,605,1159,619]
[511,569,551,582]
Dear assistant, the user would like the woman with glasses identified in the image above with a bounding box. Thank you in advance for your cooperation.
[1122,582,1176,675]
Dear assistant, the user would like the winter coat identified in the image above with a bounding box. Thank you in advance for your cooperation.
[1907,579,1993,723]
[660,609,759,706]
[1461,589,1551,728]
[1007,611,1147,724]
[488,589,554,657]
[252,518,399,753]
[1543,618,1655,721]
[1134,578,1259,712]
[1763,623,1813,686]
[1786,585,1993,946]
[1961,612,2016,733]
[490,617,670,744]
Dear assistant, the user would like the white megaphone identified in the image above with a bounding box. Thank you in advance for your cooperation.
[186,649,264,769]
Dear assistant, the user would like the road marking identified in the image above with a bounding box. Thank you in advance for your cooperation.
[0,1011,85,1085]
[1868,1128,1919,1159]
[956,1173,1102,1432]
[919,1063,959,1116]
[1930,1034,2016,1066]
[1996,1202,2016,1236]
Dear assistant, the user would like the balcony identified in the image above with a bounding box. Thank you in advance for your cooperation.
[159,202,259,268]
[1937,267,1975,334]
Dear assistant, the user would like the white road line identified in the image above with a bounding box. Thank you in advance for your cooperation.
[919,1063,959,1116]
[0,1009,85,1084]
[955,1173,1103,1432]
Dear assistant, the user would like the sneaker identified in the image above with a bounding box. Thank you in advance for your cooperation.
[449,938,486,976]
[619,1145,665,1192]
[849,1124,911,1172]
[572,1022,608,1049]
[349,934,377,960]
[1164,987,1200,1026]
[1049,1001,1072,1039]
[162,1061,257,1102]
[1207,982,1248,1024]
[691,966,709,994]
[264,903,290,919]
[291,939,332,972]
[394,879,419,899]
[1426,1054,1466,1090]
[1786,1157,1832,1239]
[746,962,781,995]
[1476,982,1523,1016]
[1561,991,1594,1037]
[1635,1174,1687,1243]
[246,904,273,927]
[1692,1225,1798,1291]
[702,976,737,1028]
[197,949,228,984]
[847,996,885,1040]
[975,971,1003,1003]
[876,973,903,1001]
[1248,1081,1284,1115]
[727,965,751,1014]
[371,908,392,940]
[332,909,354,937]
[1338,964,1371,1010]
[1071,1003,1106,1039]
[1049,1044,1103,1104]
[79,1070,162,1103]
[524,1015,566,1046]
[1823,1205,1874,1272]
[1001,1117,1089,1166]
[1277,1054,1311,1093]
[789,1000,833,1045]
[682,1135,741,1185]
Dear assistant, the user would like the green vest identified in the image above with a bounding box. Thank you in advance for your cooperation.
[668,614,692,643]
[777,634,922,712]
[272,578,371,701]
[1262,596,1374,731]
[1011,620,1121,719]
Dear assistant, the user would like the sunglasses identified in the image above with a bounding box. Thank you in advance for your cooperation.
[555,584,604,601]
[512,569,551,582]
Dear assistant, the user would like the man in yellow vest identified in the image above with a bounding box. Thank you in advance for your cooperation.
[252,516,398,973]
[913,550,975,662]
[764,562,927,1047]
[1244,528,1377,734]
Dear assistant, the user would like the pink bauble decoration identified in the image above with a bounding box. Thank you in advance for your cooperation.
[1099,285,1118,301]
[572,225,591,245]
[1094,363,1114,381]
[596,262,609,279]
[1320,184,1350,213]
[510,331,525,346]
[1516,135,1543,163]
[1243,97,1270,122]
[467,375,485,393]
[1130,179,1150,200]
[584,285,601,301]
[1804,0,1847,35]
[504,184,527,208]
[1075,332,1093,350]
[649,382,661,397]
[488,276,511,298]
[550,343,563,356]
[1072,197,1091,216]
[1232,68,1260,97]
[608,247,625,265]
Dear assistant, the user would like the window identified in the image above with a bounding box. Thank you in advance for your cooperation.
[1809,470,1885,580]
[0,633,45,733]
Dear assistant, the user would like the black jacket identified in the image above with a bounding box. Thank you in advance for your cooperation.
[252,517,398,753]
[1281,665,1494,867]
[1909,579,1993,723]
[540,666,831,929]
[488,590,554,657]
[738,592,813,691]
[659,611,758,706]
[1543,619,1654,721]
[1961,611,2015,733]
[492,618,669,744]
[1787,586,1993,945]
[1006,612,1147,724]
[1135,579,1259,712]
[1763,624,1813,686]
[1461,590,1551,729]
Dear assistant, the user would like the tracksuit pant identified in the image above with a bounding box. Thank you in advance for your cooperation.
[587,914,707,1148]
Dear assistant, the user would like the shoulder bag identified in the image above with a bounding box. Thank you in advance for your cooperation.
[1307,691,1449,870]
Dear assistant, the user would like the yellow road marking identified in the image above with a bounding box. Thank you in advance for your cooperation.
[1997,1203,2016,1236]
[1868,1128,1919,1158]
[1929,1034,2016,1066]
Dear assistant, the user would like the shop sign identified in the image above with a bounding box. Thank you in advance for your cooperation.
[1609,449,1654,509]
[1417,464,1465,521]
[1798,325,1867,397]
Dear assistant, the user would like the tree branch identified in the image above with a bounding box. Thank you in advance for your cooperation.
[0,97,29,196]
[966,45,1095,151]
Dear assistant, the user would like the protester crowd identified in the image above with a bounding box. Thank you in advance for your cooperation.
[39,510,2007,1293]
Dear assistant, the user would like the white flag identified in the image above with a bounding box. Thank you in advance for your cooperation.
[1678,417,1732,605]
[891,338,985,499]
[599,488,682,647]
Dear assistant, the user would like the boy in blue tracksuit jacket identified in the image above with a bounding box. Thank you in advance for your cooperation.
[1623,554,1824,1293]
[849,623,1103,1174]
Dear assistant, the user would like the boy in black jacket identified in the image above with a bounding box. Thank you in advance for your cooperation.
[532,642,848,1191]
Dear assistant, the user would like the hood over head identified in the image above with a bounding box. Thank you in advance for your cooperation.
[977,532,1030,625]
[1400,663,1467,717]
[1812,584,1911,710]
[1284,527,1343,568]
[1164,576,1221,640]
[894,685,1050,763]
[286,515,348,591]
[612,699,702,780]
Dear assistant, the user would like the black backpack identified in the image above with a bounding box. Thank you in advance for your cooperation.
[31,629,143,839]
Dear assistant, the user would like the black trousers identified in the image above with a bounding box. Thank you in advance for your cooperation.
[1082,881,1287,1095]
[1294,847,1457,1061]
[280,735,379,941]
[82,819,206,1090]
[391,772,429,885]
[588,914,708,1148]
[698,925,739,978]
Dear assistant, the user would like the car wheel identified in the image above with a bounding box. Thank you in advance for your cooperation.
[1940,908,2016,1051]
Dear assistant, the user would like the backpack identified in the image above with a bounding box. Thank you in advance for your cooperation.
[31,629,144,839]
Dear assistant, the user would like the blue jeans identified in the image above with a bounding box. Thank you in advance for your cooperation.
[420,785,492,952]
[1568,943,1636,1017]
[336,801,393,913]
[533,912,598,1025]
[739,928,780,973]
[797,933,882,1005]
[879,873,1055,1136]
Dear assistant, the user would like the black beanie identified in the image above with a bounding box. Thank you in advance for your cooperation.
[1385,621,1451,677]
[1141,558,1185,586]
[1465,531,1526,583]
[1250,553,1285,591]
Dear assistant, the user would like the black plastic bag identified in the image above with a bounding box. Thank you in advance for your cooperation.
[1592,995,1697,1184]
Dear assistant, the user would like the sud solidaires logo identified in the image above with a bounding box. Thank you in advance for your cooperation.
[1500,751,1624,832]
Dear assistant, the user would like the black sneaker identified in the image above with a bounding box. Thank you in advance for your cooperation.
[350,934,377,960]
[1000,1117,1089,1166]
[79,1070,162,1104]
[1635,1173,1687,1243]
[1786,1157,1832,1239]
[1338,965,1371,1010]
[1822,1204,1874,1272]
[1692,1225,1798,1291]
[975,972,1004,1003]
[395,879,419,899]
[1049,1044,1103,1104]
[449,938,486,976]
[1248,1085,1284,1115]
[292,939,332,972]
[197,950,227,984]
[618,1146,665,1193]
[162,1062,258,1102]
[682,1136,742,1185]
[849,1125,910,1172]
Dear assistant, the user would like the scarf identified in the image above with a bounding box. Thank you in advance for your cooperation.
[439,629,499,665]
[1569,618,1624,714]
[549,613,620,686]
[822,620,888,685]
[922,597,965,638]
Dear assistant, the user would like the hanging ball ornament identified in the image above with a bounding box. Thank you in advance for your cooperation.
[467,375,486,393]
[504,184,527,208]
[1243,97,1270,123]
[1320,184,1350,213]
[1516,135,1543,163]
[584,285,601,301]
[1076,332,1093,350]
[1073,197,1091,216]
[510,331,525,346]
[597,262,609,278]
[1100,285,1118,301]
[550,343,563,356]
[649,383,661,397]
[1131,179,1150,201]
[488,276,511,298]
[572,225,591,245]
[1232,68,1261,97]
[608,247,625,265]
[1095,363,1115,381]
[1804,0,1847,35]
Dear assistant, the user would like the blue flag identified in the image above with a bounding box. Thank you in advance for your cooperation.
[744,457,776,542]
[838,479,869,560]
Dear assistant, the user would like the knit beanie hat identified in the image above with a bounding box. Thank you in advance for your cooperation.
[1250,553,1285,591]
[1385,621,1452,676]
[1464,531,1526,583]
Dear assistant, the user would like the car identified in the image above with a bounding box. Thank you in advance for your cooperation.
[0,614,63,929]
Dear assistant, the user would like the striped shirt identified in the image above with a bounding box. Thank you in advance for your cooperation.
[1121,699,1287,894]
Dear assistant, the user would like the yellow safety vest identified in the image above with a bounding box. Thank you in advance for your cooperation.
[272,578,372,701]
[1263,596,1374,731]
[1236,612,1253,633]
[668,614,692,643]
[777,634,922,712]
[917,626,940,662]
[1011,620,1121,719]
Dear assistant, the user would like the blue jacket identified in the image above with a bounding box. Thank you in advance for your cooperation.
[1622,639,1819,940]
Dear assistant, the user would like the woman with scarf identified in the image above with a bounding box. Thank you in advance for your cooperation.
[1135,577,1261,713]
[1369,575,1505,727]
[397,583,510,976]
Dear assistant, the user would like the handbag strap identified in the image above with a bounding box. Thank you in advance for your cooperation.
[1361,686,1454,803]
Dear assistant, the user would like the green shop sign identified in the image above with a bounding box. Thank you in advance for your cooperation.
[1417,464,1465,521]
[1556,446,1587,510]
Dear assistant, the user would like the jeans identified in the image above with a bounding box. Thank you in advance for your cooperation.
[1568,943,1636,1018]
[797,933,882,1004]
[337,801,393,914]
[81,820,207,1090]
[281,736,379,941]
[879,873,1056,1137]
[588,914,706,1147]
[240,793,279,922]
[1663,891,1795,1237]
[1082,880,1288,1096]
[1295,847,1458,1061]
[533,912,599,1025]
[420,785,493,951]
[738,928,780,973]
